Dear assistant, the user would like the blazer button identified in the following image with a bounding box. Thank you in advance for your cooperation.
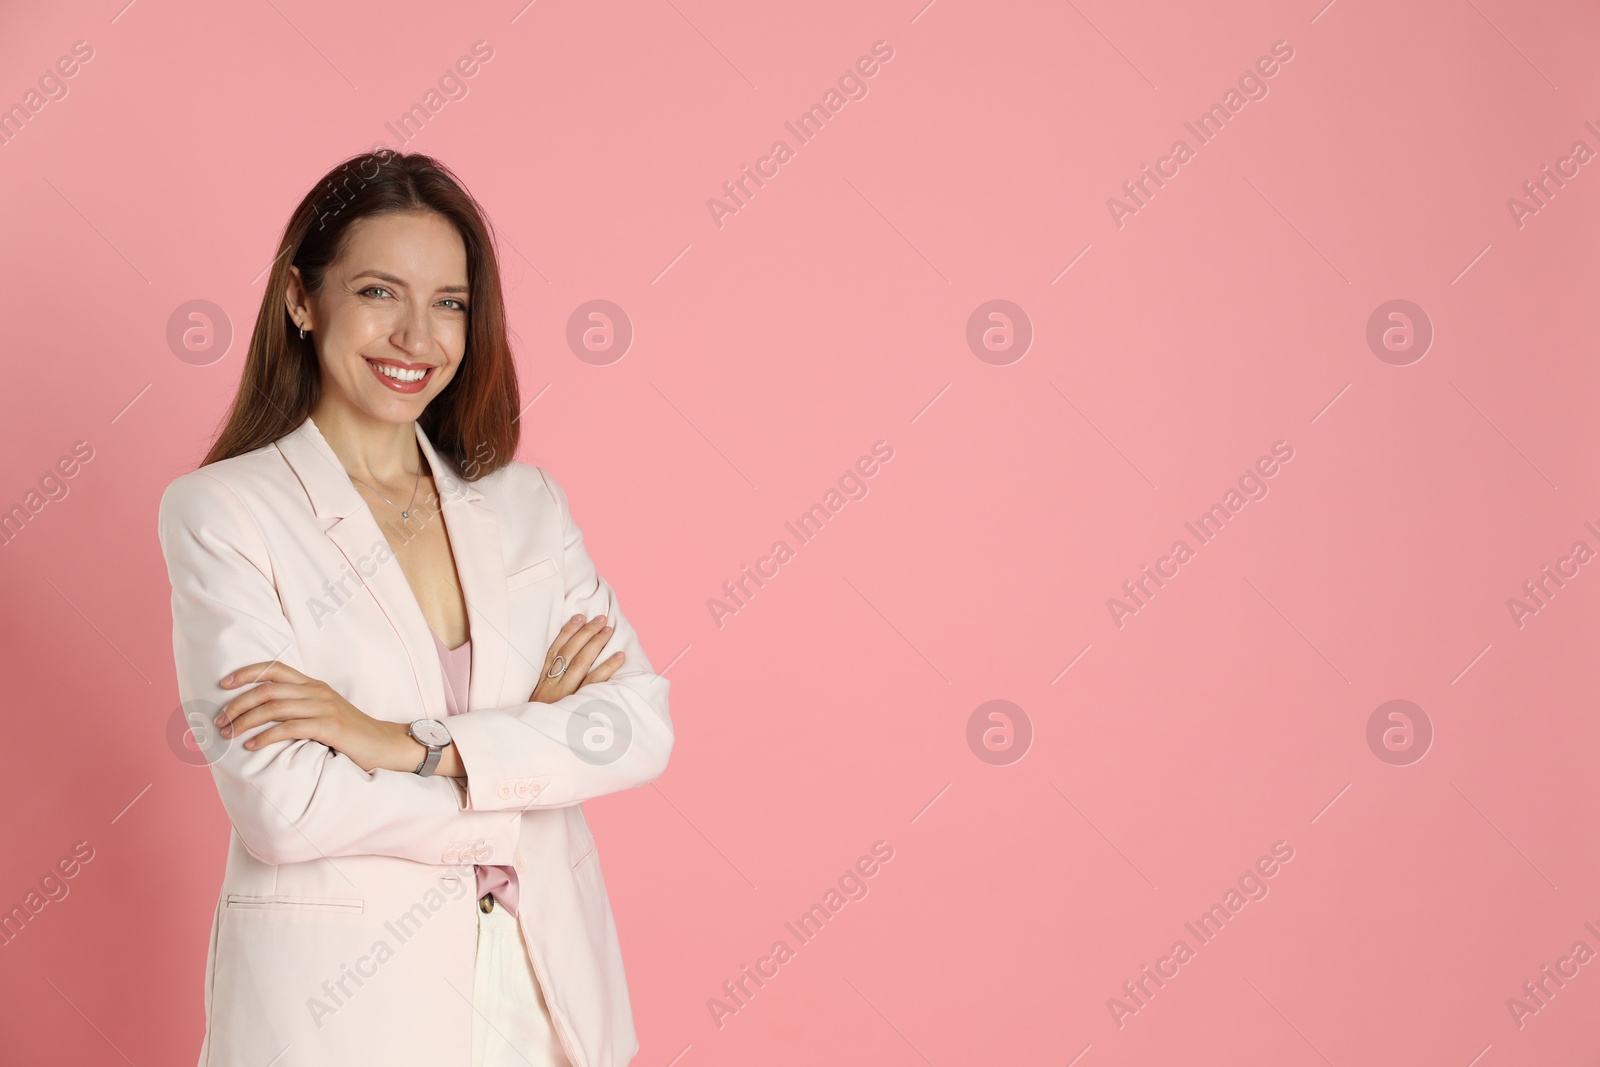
[528,780,545,796]
[496,781,513,800]
[513,780,531,799]
[473,841,493,862]
[442,846,460,864]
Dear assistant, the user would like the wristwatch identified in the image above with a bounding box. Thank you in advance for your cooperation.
[407,719,454,777]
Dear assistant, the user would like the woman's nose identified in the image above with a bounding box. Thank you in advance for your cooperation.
[392,306,434,355]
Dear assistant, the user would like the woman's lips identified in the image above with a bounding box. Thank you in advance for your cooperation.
[365,357,434,394]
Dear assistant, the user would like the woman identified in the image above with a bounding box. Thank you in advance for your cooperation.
[157,150,673,1067]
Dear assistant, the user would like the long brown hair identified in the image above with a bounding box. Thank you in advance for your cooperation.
[201,150,519,480]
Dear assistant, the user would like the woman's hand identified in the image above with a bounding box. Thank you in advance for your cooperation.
[533,613,625,703]
[214,662,417,774]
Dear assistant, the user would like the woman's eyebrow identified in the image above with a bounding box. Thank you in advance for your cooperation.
[353,269,469,294]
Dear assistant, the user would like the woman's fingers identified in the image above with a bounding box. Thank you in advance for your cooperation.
[215,680,296,732]
[532,614,616,702]
[561,622,613,686]
[216,663,316,731]
[537,614,595,695]
[218,691,321,739]
[543,614,587,672]
[241,717,322,751]
[582,651,625,686]
[549,616,606,682]
[220,661,310,688]
[549,639,623,698]
[556,615,609,665]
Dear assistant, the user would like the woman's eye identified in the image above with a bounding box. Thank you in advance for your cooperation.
[359,286,464,311]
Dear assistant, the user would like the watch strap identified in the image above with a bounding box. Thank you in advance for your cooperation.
[414,744,443,777]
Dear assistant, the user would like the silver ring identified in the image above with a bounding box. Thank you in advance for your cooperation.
[547,655,568,680]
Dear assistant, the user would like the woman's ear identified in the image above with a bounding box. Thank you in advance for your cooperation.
[283,265,313,332]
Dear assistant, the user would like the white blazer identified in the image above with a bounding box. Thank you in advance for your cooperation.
[157,414,674,1067]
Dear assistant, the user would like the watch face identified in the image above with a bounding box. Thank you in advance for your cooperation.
[410,719,452,747]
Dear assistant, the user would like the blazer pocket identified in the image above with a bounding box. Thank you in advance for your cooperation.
[506,557,558,591]
[224,894,364,914]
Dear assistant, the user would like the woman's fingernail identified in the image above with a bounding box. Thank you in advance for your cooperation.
[571,614,584,623]
[601,626,613,635]
[221,673,233,685]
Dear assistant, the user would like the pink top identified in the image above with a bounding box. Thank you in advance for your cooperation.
[432,630,521,918]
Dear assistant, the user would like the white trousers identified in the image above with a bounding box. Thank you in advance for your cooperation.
[472,897,573,1067]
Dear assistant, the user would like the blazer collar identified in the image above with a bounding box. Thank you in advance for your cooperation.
[275,416,483,520]
[274,415,509,719]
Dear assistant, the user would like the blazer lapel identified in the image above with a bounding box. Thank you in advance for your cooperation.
[274,415,510,720]
[413,424,510,714]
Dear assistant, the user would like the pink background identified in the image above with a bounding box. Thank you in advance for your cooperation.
[2,0,1597,1064]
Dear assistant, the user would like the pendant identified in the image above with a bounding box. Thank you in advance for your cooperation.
[401,510,410,519]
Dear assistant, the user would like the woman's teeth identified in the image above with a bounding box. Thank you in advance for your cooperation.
[373,362,428,382]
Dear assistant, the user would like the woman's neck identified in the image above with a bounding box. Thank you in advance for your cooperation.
[309,402,422,488]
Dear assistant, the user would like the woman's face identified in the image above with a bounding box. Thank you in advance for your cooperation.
[289,210,470,426]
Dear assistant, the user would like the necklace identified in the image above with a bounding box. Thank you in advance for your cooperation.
[349,462,425,519]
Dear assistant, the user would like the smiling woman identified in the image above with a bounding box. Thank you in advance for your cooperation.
[158,151,673,1067]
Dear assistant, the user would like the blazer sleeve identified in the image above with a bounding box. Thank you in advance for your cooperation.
[445,467,674,812]
[158,470,520,868]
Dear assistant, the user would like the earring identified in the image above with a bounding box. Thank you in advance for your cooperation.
[299,326,307,339]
